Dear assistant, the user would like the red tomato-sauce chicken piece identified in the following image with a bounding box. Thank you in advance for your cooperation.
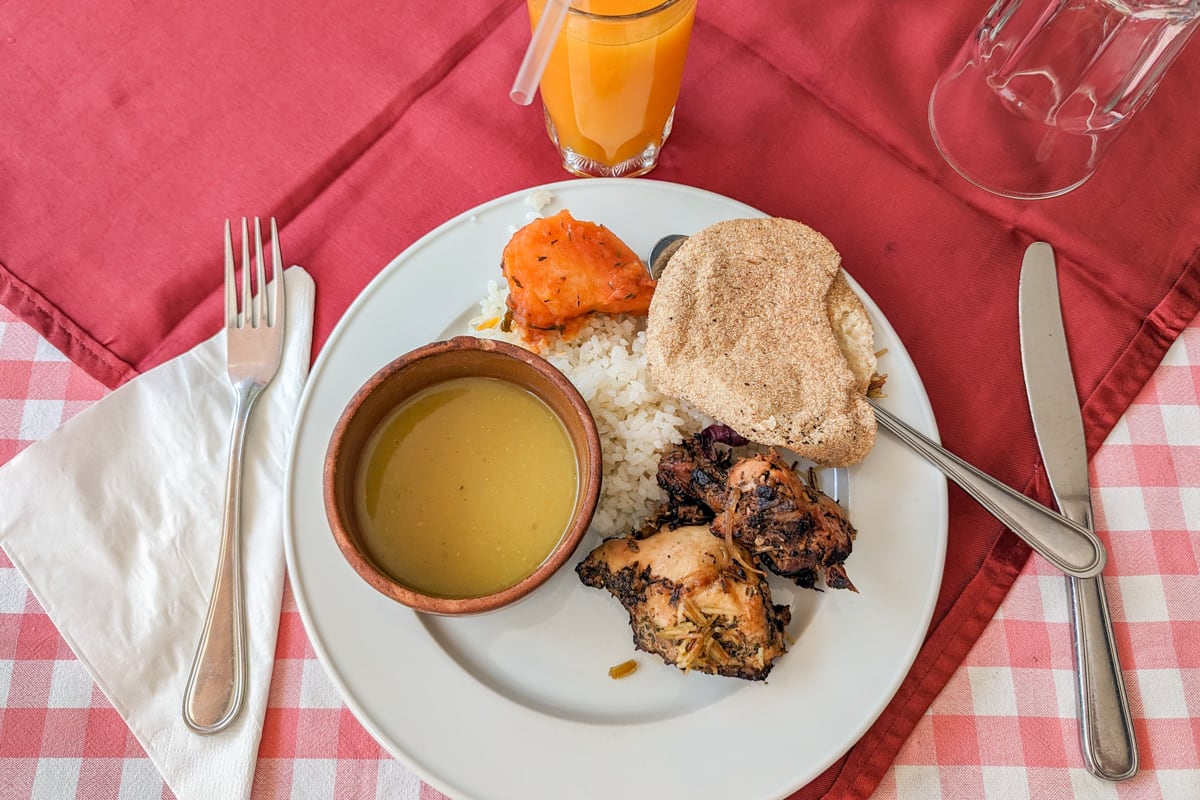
[501,210,655,341]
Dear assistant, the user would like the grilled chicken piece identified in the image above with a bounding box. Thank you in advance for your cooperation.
[501,209,655,339]
[650,434,857,591]
[716,452,857,591]
[636,434,727,537]
[657,434,731,511]
[577,525,791,681]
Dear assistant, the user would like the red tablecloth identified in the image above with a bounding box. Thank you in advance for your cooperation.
[2,1,1199,797]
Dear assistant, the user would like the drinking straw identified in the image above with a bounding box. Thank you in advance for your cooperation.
[510,0,571,105]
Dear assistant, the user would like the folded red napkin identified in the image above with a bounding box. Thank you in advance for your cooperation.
[2,1,1198,797]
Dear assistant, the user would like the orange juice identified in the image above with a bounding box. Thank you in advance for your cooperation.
[529,0,697,176]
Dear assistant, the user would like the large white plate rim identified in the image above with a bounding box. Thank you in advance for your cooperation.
[283,178,948,800]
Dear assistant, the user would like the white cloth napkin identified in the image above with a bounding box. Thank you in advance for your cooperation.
[0,267,315,800]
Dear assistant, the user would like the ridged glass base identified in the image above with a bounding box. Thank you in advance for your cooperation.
[544,105,675,178]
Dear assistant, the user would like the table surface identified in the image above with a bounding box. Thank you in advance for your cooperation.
[1,299,1198,799]
[3,0,1200,796]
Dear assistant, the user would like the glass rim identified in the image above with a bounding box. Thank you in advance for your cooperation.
[567,0,688,22]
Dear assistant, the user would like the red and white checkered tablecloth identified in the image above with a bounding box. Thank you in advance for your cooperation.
[1,299,1197,800]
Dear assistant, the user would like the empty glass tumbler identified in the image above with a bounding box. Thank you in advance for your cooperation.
[929,0,1200,199]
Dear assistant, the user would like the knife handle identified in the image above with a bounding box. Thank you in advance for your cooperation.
[1068,571,1139,780]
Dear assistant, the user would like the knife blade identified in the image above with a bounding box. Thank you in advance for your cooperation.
[1019,242,1138,781]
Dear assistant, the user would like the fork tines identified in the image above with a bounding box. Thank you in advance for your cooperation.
[223,216,284,329]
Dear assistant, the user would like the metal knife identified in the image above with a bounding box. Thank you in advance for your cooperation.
[1018,242,1138,781]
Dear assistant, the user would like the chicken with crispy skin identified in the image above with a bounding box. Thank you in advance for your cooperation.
[718,452,857,591]
[577,525,791,681]
[647,434,857,591]
[637,434,731,537]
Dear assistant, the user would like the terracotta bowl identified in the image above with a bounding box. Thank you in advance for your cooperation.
[323,336,602,615]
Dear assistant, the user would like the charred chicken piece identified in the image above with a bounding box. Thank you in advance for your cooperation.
[716,452,857,592]
[657,433,731,510]
[577,525,791,681]
[650,434,858,591]
[636,434,728,537]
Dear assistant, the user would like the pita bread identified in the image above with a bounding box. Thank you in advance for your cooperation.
[646,217,876,466]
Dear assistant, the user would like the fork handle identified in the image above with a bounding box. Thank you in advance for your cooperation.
[183,380,262,734]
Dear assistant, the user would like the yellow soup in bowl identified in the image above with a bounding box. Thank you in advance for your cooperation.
[355,376,578,599]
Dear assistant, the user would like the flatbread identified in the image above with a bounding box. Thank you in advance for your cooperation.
[646,217,876,467]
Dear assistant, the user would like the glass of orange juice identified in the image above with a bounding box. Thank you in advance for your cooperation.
[527,0,698,178]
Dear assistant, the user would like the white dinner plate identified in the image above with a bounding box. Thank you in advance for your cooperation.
[283,179,948,800]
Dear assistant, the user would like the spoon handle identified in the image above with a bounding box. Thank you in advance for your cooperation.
[868,399,1105,578]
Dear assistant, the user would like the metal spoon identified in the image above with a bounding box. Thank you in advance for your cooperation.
[644,234,1105,578]
[868,398,1104,578]
[649,234,687,279]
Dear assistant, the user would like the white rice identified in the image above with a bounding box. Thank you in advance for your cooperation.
[468,280,711,537]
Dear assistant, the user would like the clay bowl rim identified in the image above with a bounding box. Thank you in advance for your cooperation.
[322,335,602,616]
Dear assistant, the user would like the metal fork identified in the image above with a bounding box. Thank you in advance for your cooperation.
[183,217,286,734]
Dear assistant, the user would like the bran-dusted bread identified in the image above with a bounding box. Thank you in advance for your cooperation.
[826,270,877,395]
[646,217,877,467]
